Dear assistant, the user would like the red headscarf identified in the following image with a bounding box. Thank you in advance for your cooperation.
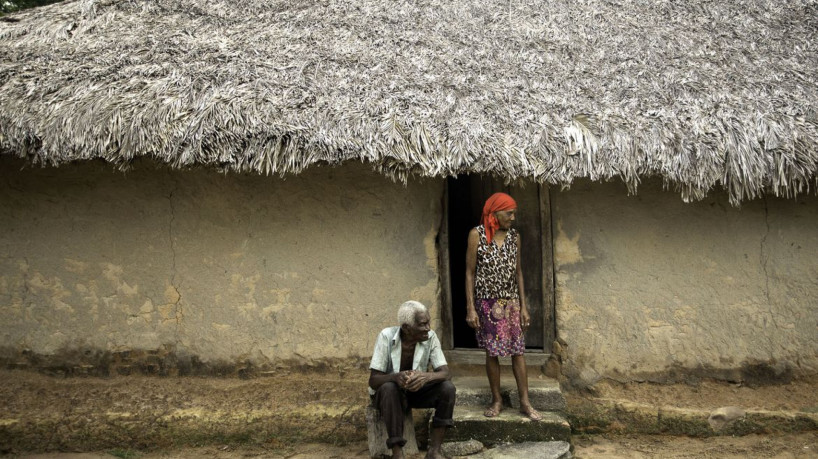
[481,192,517,244]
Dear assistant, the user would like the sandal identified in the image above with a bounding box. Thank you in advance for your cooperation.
[484,405,502,418]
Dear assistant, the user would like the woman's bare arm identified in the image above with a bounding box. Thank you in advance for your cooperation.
[516,232,530,330]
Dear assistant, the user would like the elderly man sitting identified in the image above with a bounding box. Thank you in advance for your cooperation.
[369,301,456,459]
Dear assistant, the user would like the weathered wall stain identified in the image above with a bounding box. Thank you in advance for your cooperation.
[0,344,369,378]
[552,179,818,387]
[0,158,442,369]
[554,220,583,268]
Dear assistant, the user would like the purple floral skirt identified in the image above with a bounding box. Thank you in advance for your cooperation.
[475,298,525,357]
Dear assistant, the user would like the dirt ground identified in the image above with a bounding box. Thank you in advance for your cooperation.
[13,432,818,458]
[2,369,817,458]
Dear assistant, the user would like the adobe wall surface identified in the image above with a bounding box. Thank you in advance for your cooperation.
[552,179,818,387]
[0,159,443,374]
[4,158,816,385]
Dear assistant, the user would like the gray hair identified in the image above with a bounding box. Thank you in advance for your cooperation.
[398,301,427,327]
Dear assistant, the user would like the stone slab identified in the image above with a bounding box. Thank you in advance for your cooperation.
[470,441,572,459]
[453,376,566,411]
[448,405,571,446]
[441,439,484,456]
[366,405,419,457]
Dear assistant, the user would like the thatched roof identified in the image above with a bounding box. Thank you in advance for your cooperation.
[1,0,816,203]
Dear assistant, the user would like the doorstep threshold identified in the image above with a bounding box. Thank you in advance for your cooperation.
[445,348,550,366]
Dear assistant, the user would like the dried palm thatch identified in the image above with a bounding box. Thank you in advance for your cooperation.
[0,0,816,203]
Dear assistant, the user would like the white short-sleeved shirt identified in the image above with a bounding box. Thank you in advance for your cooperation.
[368,326,448,394]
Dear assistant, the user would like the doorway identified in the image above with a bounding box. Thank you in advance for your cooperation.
[443,175,555,351]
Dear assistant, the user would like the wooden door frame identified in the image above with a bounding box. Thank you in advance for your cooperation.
[438,182,455,350]
[539,184,556,351]
[438,179,556,354]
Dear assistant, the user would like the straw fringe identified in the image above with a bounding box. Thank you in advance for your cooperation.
[1,0,816,204]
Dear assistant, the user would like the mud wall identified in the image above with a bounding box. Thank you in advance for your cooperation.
[0,158,443,375]
[552,179,818,387]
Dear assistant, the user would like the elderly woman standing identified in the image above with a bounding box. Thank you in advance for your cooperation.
[465,192,542,421]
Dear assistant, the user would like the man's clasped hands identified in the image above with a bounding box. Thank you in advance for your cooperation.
[395,370,432,392]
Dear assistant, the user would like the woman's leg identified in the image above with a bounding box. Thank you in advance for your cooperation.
[511,354,542,420]
[485,352,503,417]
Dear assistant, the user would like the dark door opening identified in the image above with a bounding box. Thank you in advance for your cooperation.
[446,175,554,351]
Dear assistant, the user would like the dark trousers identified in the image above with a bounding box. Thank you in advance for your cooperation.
[373,380,456,449]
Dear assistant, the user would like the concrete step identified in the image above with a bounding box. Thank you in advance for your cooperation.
[446,349,551,367]
[447,404,571,446]
[453,376,566,411]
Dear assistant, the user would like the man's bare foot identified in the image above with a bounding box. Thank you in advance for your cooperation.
[520,403,543,421]
[484,401,503,418]
[391,446,404,459]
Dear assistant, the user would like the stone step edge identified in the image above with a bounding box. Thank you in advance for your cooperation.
[451,375,561,388]
[568,397,818,436]
[447,405,572,446]
[454,393,566,411]
[410,406,570,425]
[452,404,570,422]
[452,376,566,411]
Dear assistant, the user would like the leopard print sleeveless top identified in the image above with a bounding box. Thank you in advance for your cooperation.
[474,225,519,299]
